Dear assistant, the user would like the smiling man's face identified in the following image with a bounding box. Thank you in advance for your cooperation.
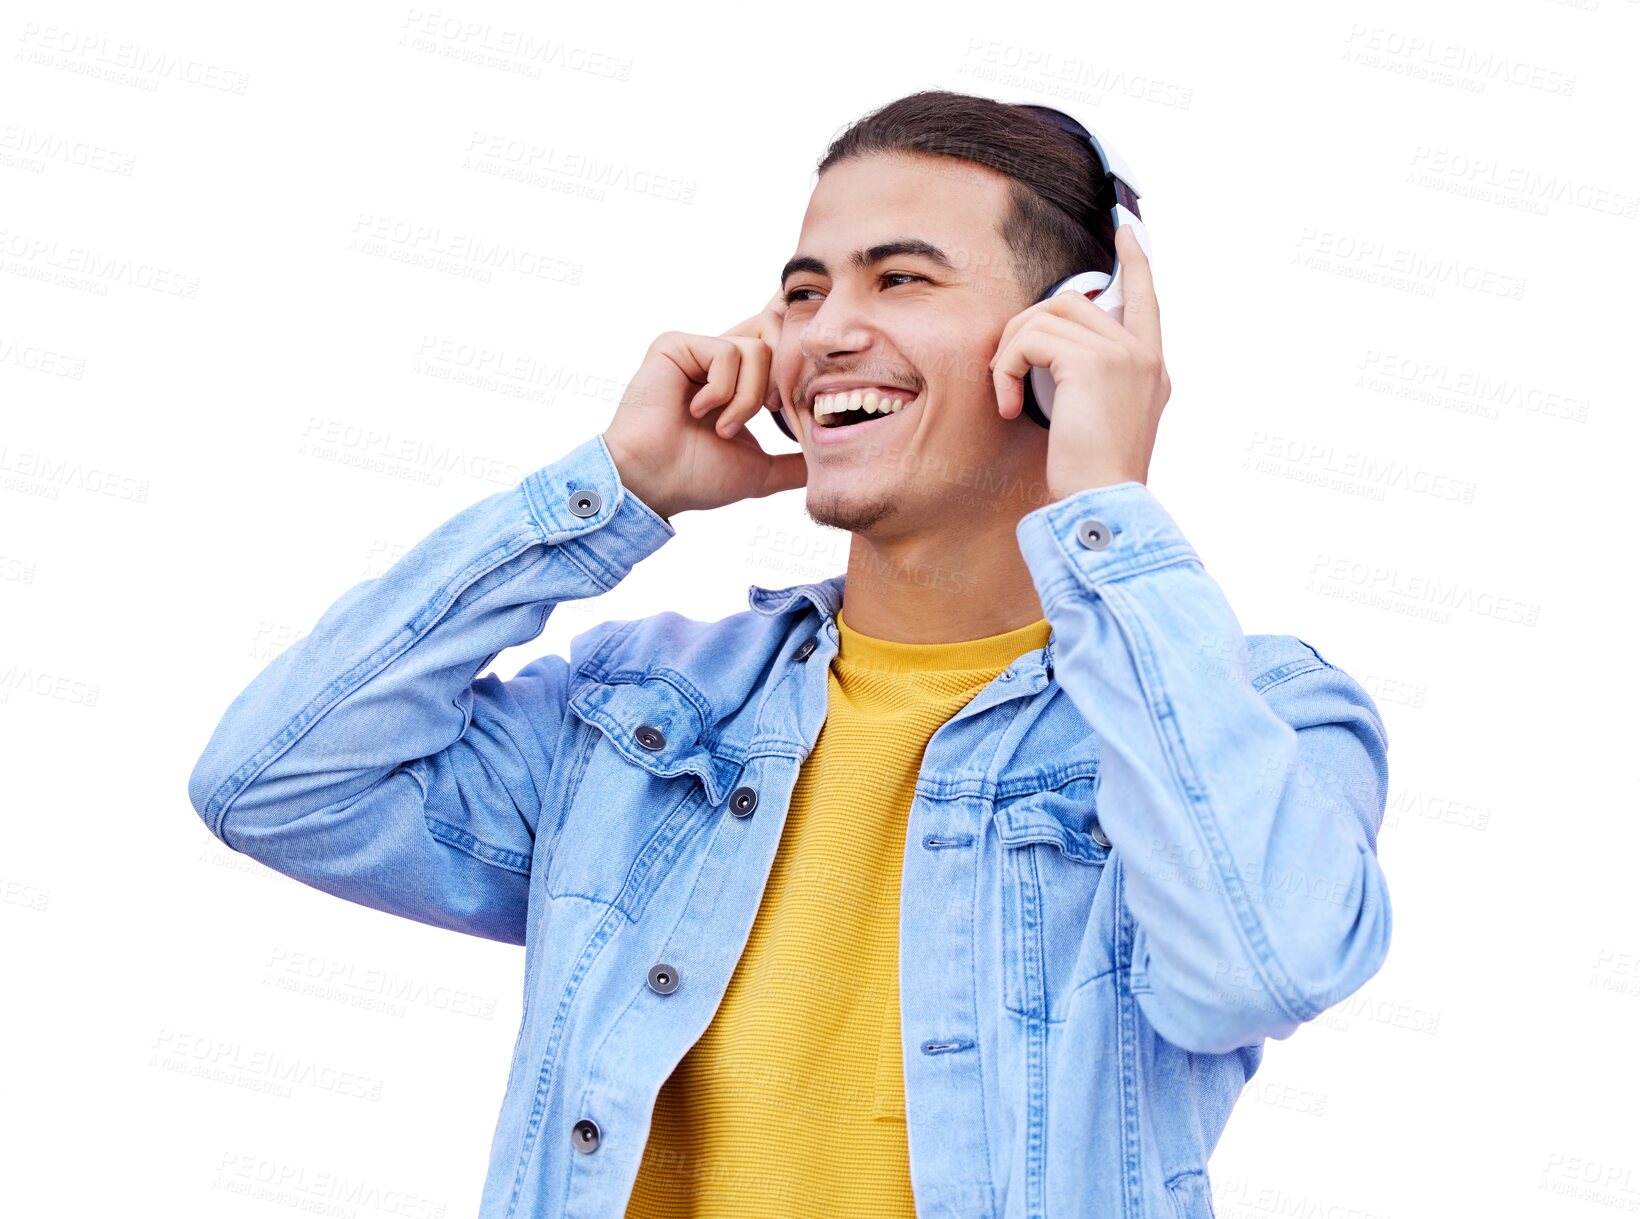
[771,151,1047,538]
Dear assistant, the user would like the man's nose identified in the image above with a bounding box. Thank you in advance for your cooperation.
[798,292,875,361]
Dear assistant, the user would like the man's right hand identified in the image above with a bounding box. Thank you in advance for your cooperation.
[601,291,807,522]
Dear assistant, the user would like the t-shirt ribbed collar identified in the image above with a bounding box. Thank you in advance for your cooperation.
[834,609,1052,674]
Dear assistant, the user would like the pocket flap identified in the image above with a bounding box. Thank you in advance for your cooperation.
[994,778,1109,863]
[567,677,725,804]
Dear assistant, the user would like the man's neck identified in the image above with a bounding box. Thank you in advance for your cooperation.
[837,524,1046,644]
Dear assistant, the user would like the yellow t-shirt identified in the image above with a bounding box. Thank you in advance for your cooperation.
[626,608,1052,1217]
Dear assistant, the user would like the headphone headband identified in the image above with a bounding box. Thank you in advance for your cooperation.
[1013,102,1144,229]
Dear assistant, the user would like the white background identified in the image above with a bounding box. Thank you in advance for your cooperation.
[3,0,1635,1215]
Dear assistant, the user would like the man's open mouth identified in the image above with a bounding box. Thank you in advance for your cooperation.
[811,386,917,430]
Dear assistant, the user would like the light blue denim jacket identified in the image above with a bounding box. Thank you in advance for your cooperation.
[188,432,1392,1219]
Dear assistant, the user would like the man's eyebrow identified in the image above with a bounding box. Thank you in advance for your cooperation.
[780,239,956,287]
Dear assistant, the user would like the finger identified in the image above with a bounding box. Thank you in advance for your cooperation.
[991,295,1060,374]
[722,291,787,343]
[988,293,1105,394]
[1114,224,1162,352]
[721,310,765,340]
[987,288,1134,414]
[682,337,742,417]
[725,298,787,431]
[716,335,770,437]
[719,303,785,431]
[1038,284,1129,345]
[990,314,1099,419]
[717,422,806,490]
[753,298,786,369]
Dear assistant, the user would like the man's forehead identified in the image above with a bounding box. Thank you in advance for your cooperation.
[785,157,1011,281]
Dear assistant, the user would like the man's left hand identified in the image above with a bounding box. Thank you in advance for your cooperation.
[990,223,1170,499]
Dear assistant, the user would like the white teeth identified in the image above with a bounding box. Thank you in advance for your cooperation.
[813,388,913,423]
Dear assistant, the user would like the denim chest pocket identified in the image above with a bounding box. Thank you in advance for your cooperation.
[545,676,722,921]
[994,772,1114,1022]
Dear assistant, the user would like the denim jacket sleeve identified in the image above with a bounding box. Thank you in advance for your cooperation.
[187,434,676,946]
[1015,481,1393,1054]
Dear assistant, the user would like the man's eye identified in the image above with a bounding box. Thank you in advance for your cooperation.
[783,273,928,306]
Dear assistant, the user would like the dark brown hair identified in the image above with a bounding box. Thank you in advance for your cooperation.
[816,89,1116,305]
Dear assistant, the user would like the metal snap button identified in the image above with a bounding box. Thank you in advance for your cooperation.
[793,636,817,662]
[647,963,680,994]
[999,668,1014,681]
[1077,518,1112,549]
[1091,821,1111,849]
[567,489,602,518]
[571,1118,601,1153]
[634,724,666,751]
[728,786,758,818]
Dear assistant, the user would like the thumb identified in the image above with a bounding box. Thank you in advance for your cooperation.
[755,452,808,499]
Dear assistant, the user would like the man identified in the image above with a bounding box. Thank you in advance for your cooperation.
[189,90,1392,1218]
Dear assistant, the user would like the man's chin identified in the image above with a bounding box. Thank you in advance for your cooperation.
[804,484,899,535]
